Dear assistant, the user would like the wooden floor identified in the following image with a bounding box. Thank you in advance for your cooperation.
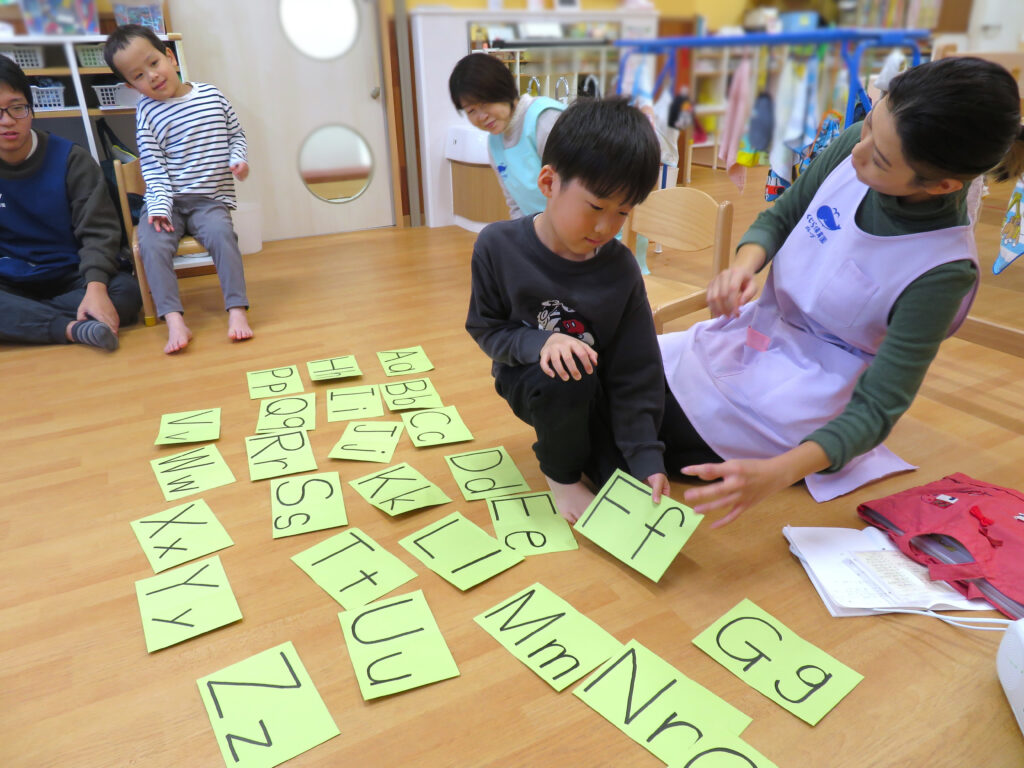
[3,168,1024,767]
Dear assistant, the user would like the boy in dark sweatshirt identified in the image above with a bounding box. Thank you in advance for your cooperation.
[466,97,668,522]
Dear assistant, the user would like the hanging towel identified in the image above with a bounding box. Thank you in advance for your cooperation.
[718,57,754,190]
[994,175,1024,274]
[768,58,799,187]
[748,91,774,151]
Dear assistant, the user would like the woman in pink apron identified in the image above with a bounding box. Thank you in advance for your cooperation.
[660,57,1024,526]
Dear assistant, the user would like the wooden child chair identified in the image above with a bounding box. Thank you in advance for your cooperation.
[112,158,215,326]
[621,186,733,333]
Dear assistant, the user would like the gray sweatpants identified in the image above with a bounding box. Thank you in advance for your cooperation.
[138,195,248,318]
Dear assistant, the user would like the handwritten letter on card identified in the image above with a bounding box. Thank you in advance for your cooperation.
[292,528,416,610]
[574,470,702,581]
[325,385,383,422]
[376,346,434,376]
[150,444,236,502]
[246,365,303,400]
[693,598,863,726]
[197,641,339,767]
[349,463,451,516]
[339,590,459,700]
[307,355,361,382]
[399,511,523,590]
[475,583,620,691]
[245,430,318,481]
[445,446,530,502]
[155,408,221,445]
[131,498,233,572]
[270,472,347,538]
[135,555,242,652]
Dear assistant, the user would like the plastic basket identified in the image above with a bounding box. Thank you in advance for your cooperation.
[0,45,45,70]
[92,83,138,109]
[30,85,66,111]
[75,44,107,69]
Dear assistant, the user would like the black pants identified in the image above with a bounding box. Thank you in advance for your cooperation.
[0,270,141,345]
[659,378,722,474]
[495,363,628,486]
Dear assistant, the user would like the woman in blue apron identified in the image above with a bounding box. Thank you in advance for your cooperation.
[449,53,565,218]
[659,57,1024,526]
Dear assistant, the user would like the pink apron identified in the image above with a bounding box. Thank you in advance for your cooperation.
[660,157,978,501]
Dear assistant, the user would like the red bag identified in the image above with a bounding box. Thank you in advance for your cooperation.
[857,473,1024,618]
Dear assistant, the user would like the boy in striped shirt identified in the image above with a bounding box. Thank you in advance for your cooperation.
[104,25,252,354]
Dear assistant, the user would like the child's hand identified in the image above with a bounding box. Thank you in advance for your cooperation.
[647,472,670,503]
[540,333,598,381]
[231,161,249,181]
[149,214,174,233]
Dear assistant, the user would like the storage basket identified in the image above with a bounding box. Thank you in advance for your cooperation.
[30,84,66,111]
[92,83,139,109]
[75,44,107,69]
[0,45,45,70]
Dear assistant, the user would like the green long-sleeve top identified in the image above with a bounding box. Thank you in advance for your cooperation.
[738,124,977,472]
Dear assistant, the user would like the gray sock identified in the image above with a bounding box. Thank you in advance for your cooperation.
[70,319,118,351]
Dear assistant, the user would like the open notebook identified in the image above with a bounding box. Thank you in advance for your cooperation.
[783,526,993,618]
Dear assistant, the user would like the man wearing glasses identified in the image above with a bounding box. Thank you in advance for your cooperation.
[0,57,140,350]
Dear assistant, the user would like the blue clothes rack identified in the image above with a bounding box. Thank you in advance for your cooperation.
[615,28,930,127]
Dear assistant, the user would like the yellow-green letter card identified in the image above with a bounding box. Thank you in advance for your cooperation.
[270,472,347,539]
[399,511,523,591]
[487,492,577,555]
[400,405,473,448]
[131,498,233,572]
[135,555,242,653]
[693,599,864,726]
[245,430,318,482]
[574,469,702,582]
[256,393,316,434]
[475,583,620,691]
[307,355,361,382]
[246,365,304,400]
[381,377,442,411]
[349,463,451,516]
[665,735,779,768]
[339,589,459,700]
[155,408,221,445]
[574,639,755,767]
[197,641,340,768]
[328,421,405,463]
[151,444,236,502]
[292,528,416,610]
[444,446,530,501]
[325,385,383,423]
[377,345,434,376]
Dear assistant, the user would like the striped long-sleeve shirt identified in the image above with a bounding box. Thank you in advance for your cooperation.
[135,82,247,219]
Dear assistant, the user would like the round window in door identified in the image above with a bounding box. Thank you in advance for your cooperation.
[279,0,359,60]
[299,125,373,203]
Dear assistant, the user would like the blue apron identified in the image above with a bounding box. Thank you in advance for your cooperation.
[489,96,565,217]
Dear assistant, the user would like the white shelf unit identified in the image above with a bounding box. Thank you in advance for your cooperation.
[409,7,657,228]
[489,44,620,105]
[0,33,187,162]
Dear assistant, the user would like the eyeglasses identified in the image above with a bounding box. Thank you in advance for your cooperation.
[0,103,31,120]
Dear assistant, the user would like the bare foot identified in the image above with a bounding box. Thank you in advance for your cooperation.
[164,312,192,354]
[227,307,253,342]
[545,475,596,524]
